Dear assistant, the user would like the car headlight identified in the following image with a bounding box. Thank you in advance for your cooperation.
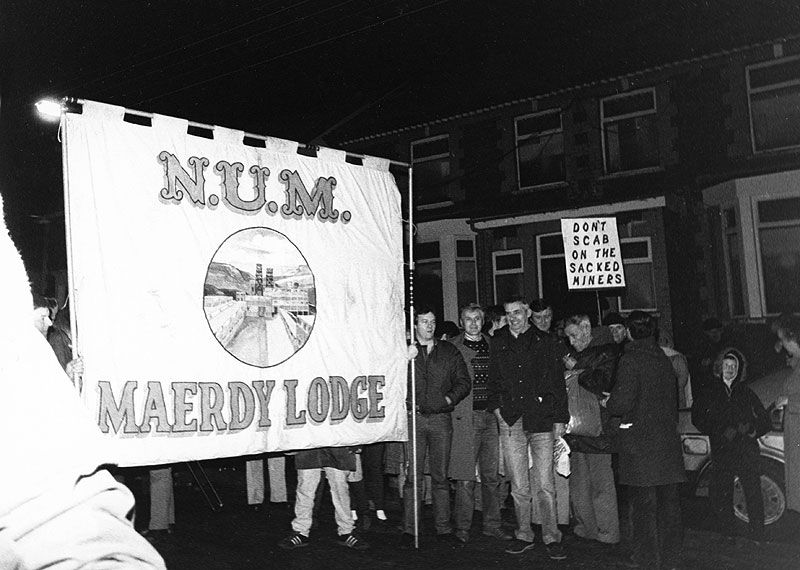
[682,436,710,456]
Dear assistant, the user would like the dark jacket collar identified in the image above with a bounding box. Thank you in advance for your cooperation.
[625,336,660,353]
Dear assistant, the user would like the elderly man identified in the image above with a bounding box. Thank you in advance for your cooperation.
[400,304,471,548]
[449,303,512,543]
[562,314,620,546]
[487,297,568,561]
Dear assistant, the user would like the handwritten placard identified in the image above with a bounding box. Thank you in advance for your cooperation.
[560,217,625,290]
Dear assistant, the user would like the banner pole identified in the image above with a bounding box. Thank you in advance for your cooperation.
[596,290,602,325]
[60,110,83,398]
[407,164,419,548]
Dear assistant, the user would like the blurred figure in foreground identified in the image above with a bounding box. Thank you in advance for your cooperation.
[773,314,800,517]
[0,192,164,568]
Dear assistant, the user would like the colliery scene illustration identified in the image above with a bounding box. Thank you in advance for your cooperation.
[203,227,316,367]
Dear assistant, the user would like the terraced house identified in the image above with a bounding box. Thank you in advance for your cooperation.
[333,32,800,359]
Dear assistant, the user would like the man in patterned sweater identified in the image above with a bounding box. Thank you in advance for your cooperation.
[449,303,513,543]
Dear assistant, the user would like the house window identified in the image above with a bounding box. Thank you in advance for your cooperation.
[537,232,567,304]
[416,241,444,319]
[493,249,524,304]
[756,197,800,313]
[536,232,603,320]
[747,56,800,153]
[601,88,659,174]
[411,135,450,205]
[722,208,745,316]
[536,232,655,315]
[617,238,656,311]
[515,110,564,188]
[456,239,477,310]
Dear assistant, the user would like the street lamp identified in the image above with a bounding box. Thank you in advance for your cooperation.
[35,98,65,121]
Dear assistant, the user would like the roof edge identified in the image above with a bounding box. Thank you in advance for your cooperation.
[339,33,800,146]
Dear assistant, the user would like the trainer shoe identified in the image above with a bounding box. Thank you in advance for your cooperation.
[546,542,567,560]
[483,527,513,541]
[278,532,310,550]
[504,538,535,554]
[454,529,469,543]
[338,533,370,551]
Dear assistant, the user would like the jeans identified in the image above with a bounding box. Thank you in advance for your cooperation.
[498,417,561,544]
[403,412,453,535]
[292,468,354,536]
[533,466,570,525]
[569,452,620,543]
[454,410,502,533]
[629,484,683,568]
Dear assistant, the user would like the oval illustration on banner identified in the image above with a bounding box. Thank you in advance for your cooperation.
[203,227,316,368]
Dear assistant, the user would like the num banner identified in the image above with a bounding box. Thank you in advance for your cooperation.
[62,101,408,466]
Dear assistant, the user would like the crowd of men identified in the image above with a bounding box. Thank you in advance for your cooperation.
[396,298,687,568]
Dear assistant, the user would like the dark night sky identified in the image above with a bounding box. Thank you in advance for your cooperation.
[2,0,800,277]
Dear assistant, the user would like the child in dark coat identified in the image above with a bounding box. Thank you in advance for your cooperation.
[691,347,770,540]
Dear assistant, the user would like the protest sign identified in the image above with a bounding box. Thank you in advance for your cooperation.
[62,101,407,466]
[560,217,625,290]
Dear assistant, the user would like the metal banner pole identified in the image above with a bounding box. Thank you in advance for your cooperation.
[596,290,603,325]
[407,164,419,548]
[59,109,83,398]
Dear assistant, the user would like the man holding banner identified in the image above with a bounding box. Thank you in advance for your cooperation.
[401,305,470,548]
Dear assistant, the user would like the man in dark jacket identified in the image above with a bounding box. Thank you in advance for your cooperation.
[606,311,686,569]
[487,297,569,561]
[692,347,770,540]
[563,314,620,545]
[400,305,471,548]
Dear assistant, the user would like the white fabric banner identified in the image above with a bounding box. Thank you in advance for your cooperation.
[62,101,408,466]
[560,217,625,290]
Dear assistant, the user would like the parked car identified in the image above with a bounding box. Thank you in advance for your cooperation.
[679,366,788,537]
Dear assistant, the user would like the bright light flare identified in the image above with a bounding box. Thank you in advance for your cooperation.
[35,99,64,121]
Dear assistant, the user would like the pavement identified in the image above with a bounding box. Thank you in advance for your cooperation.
[134,461,800,570]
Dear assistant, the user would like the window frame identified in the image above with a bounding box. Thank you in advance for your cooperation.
[492,249,524,304]
[455,236,479,312]
[721,207,746,316]
[600,87,659,175]
[617,236,657,312]
[536,232,564,298]
[514,109,565,190]
[535,232,656,312]
[410,134,452,206]
[746,54,800,154]
[753,195,800,315]
[411,134,450,164]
